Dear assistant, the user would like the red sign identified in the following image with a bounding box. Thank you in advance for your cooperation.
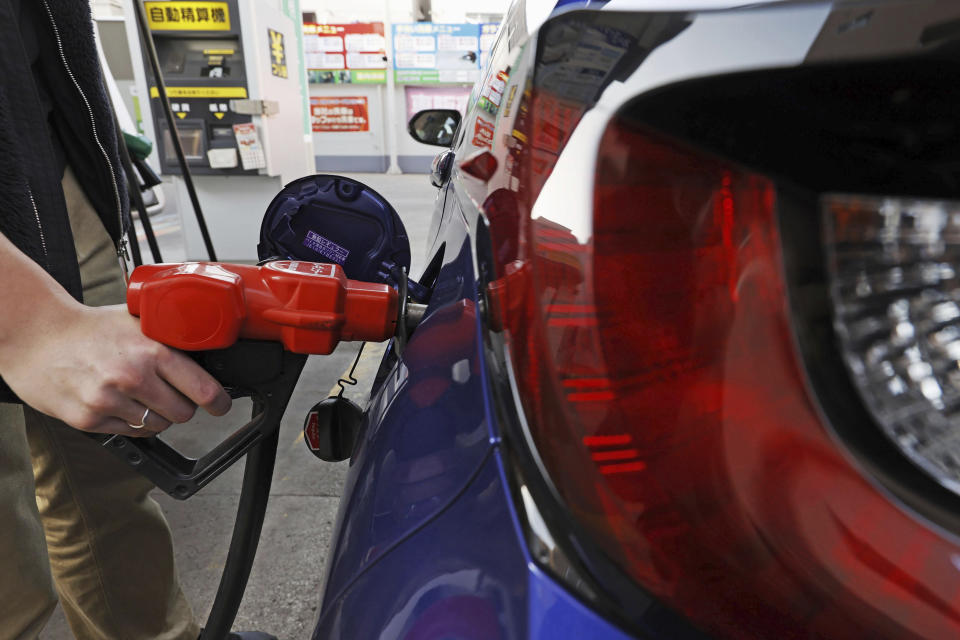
[471,115,495,149]
[310,96,370,132]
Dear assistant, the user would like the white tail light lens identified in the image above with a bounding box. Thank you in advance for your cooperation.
[825,194,960,493]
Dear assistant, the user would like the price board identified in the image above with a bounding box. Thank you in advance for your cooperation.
[304,23,387,84]
[392,23,482,84]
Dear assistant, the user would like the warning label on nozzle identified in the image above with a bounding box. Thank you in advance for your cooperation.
[304,231,349,265]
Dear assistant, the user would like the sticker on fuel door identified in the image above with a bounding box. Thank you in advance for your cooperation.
[303,231,349,265]
[267,260,335,277]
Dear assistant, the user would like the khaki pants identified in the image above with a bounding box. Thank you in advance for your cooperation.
[0,169,200,640]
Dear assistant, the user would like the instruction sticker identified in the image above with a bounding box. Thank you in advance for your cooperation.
[232,123,266,170]
[303,231,349,265]
[150,86,247,99]
[145,1,231,31]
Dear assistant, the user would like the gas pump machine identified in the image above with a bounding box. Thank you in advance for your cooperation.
[125,0,315,260]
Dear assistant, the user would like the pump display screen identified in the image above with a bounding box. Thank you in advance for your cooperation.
[156,37,241,76]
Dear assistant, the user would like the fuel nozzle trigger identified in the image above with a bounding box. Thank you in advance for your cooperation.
[96,341,307,500]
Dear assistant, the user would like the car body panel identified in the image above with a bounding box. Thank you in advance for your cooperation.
[317,197,501,612]
[313,450,637,640]
[313,452,526,639]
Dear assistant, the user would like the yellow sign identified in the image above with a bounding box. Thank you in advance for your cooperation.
[268,29,288,79]
[145,1,230,31]
[213,112,225,119]
[150,86,247,99]
[202,49,235,55]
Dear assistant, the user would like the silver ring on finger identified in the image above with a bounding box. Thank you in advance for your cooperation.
[128,408,150,429]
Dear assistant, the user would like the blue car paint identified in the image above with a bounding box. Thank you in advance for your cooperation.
[312,169,639,640]
[554,0,608,7]
[314,448,636,640]
[317,220,497,608]
[313,451,522,639]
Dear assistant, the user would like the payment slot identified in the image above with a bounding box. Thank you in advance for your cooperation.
[132,0,314,261]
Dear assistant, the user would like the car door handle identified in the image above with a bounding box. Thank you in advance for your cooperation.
[431,149,456,187]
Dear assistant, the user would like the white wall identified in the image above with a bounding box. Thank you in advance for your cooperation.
[91,0,124,18]
[310,84,390,172]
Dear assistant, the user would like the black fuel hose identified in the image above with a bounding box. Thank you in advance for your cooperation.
[112,109,162,264]
[132,0,217,261]
[199,409,279,640]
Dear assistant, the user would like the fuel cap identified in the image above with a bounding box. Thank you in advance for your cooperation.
[303,396,363,462]
[259,174,411,286]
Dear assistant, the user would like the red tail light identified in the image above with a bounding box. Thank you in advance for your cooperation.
[489,113,960,638]
[460,150,499,183]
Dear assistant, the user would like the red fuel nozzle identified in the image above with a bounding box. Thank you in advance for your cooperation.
[127,261,398,355]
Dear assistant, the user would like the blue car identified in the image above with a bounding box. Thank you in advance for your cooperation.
[115,0,960,637]
[305,0,960,637]
[300,0,960,637]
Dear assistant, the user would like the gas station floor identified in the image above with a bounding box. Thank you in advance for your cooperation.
[43,172,439,639]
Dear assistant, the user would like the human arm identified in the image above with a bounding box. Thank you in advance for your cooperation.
[0,232,231,436]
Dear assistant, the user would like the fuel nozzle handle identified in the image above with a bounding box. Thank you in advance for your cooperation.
[95,260,399,501]
[127,260,399,355]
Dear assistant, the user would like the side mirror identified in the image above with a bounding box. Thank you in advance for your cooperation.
[408,109,462,147]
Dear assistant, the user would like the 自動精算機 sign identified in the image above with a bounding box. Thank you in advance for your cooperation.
[145,1,230,30]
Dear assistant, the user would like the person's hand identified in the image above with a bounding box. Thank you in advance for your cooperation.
[0,303,231,437]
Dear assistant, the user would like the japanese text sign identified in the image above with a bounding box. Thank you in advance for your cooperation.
[310,96,370,132]
[145,1,230,31]
[269,28,288,78]
[304,23,386,84]
[392,23,482,84]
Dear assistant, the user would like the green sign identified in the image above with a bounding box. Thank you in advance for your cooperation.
[308,69,386,84]
[395,70,439,83]
[351,70,386,83]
